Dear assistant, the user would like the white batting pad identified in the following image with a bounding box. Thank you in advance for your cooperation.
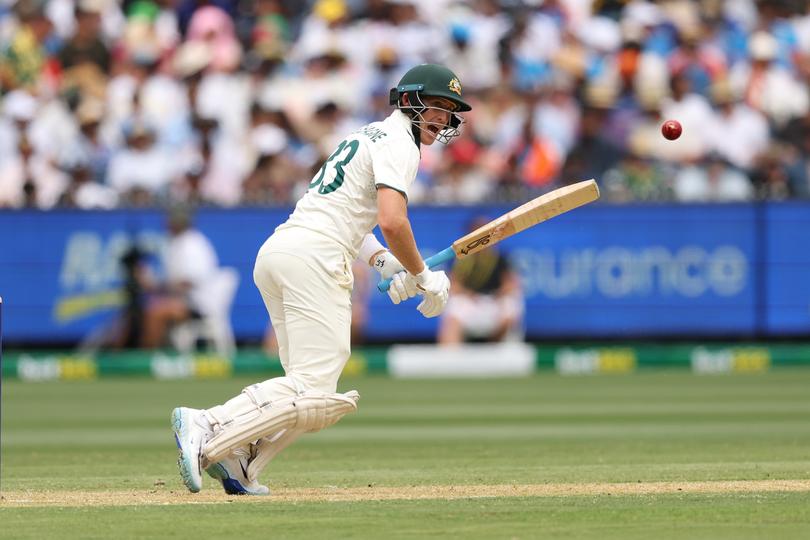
[203,388,359,463]
[245,429,304,482]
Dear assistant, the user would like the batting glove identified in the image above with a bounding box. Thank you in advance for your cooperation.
[414,267,450,318]
[416,291,447,318]
[372,251,418,304]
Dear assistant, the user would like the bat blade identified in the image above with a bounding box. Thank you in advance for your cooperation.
[451,179,599,258]
[376,179,599,292]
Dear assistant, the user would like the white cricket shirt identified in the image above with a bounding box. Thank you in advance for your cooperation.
[276,110,420,258]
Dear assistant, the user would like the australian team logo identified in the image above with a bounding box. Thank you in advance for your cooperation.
[448,78,462,96]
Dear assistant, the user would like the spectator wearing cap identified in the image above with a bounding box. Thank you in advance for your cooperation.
[107,119,178,203]
[705,78,770,172]
[0,90,38,160]
[730,30,809,127]
[3,93,77,205]
[140,205,222,349]
[0,89,75,171]
[186,5,242,73]
[0,130,69,208]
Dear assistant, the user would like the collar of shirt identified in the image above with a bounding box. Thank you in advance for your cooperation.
[389,109,417,146]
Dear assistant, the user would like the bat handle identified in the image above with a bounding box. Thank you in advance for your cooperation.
[376,247,456,292]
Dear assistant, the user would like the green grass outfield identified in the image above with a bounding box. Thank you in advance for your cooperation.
[2,370,810,539]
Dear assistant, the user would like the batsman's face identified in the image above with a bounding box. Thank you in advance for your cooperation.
[418,96,457,145]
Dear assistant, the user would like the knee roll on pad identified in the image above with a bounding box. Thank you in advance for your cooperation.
[203,386,359,463]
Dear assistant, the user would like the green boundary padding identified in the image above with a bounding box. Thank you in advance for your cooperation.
[0,346,393,380]
[2,344,810,380]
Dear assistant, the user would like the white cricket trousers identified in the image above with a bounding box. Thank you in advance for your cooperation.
[253,226,354,395]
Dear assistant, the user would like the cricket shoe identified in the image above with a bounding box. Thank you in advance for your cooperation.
[205,448,270,496]
[171,407,209,493]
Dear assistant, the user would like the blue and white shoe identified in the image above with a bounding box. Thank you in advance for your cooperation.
[171,407,207,493]
[205,452,271,496]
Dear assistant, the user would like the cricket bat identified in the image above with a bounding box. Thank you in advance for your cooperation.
[377,179,600,292]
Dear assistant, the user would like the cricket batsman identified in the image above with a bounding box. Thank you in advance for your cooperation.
[171,64,472,495]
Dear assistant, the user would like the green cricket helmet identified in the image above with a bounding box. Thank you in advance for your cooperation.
[389,63,472,112]
[389,64,471,144]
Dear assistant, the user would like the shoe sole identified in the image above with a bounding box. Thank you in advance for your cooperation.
[205,463,270,496]
[171,407,202,493]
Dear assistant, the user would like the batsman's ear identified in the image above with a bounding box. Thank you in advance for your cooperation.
[389,88,399,106]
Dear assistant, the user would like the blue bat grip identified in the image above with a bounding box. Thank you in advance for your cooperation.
[377,247,456,292]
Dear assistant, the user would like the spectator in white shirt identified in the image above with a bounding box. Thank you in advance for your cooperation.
[0,133,69,209]
[674,153,755,202]
[141,207,222,348]
[107,120,177,203]
[730,31,809,127]
[705,78,770,171]
[659,72,714,163]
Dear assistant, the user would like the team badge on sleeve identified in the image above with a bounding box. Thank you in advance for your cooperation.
[448,78,462,96]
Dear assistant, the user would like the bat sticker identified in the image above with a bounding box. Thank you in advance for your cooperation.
[460,234,491,254]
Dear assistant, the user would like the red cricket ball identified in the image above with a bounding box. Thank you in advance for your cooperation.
[661,120,682,140]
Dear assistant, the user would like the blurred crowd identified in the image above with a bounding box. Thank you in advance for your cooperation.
[2,0,810,210]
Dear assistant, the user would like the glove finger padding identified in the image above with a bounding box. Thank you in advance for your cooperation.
[387,273,407,304]
[417,291,448,318]
[402,273,418,298]
[387,271,419,305]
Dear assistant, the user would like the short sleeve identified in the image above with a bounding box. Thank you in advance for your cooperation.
[371,138,420,200]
